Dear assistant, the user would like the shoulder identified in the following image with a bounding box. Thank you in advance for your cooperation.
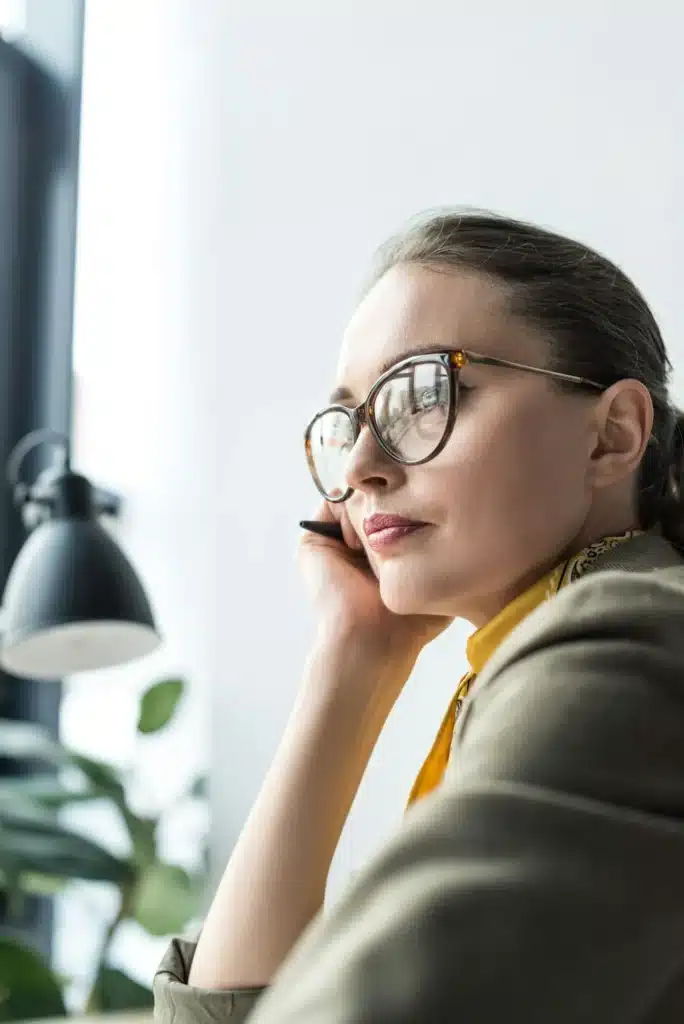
[479,554,684,696]
[450,562,684,807]
[453,555,684,766]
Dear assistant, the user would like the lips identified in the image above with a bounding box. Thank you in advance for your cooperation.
[362,513,430,553]
[363,513,428,536]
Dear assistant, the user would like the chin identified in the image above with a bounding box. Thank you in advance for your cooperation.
[378,565,445,617]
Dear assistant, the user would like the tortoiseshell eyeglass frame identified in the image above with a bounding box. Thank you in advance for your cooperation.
[304,348,606,503]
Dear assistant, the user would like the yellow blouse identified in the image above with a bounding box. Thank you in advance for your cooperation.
[406,530,643,809]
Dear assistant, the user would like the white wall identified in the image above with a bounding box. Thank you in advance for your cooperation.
[162,1,684,897]
[59,5,684,1001]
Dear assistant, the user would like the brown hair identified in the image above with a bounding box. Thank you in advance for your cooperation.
[368,209,684,552]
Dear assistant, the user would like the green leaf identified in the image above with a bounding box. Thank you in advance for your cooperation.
[0,720,66,765]
[0,790,59,828]
[0,773,95,807]
[0,939,66,1020]
[90,967,153,1011]
[0,865,24,922]
[69,754,126,807]
[0,808,133,885]
[0,870,66,898]
[133,862,200,936]
[125,812,157,870]
[137,678,184,734]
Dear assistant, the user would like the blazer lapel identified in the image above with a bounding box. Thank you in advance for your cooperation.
[454,531,684,753]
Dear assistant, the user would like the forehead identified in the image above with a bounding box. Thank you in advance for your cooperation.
[335,264,540,399]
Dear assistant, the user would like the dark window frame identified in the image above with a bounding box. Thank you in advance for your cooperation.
[0,0,85,957]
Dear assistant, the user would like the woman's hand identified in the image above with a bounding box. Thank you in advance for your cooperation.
[298,500,453,678]
[189,507,453,994]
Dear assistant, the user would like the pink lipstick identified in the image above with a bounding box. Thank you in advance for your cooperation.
[363,513,429,552]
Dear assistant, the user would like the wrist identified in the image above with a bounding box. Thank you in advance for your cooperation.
[297,631,417,727]
[312,620,420,671]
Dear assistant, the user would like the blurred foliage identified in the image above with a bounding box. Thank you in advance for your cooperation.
[0,941,66,1021]
[0,677,207,1017]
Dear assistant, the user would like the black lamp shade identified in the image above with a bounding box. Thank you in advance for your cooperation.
[0,517,162,679]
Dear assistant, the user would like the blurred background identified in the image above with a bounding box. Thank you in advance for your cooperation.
[0,0,681,1018]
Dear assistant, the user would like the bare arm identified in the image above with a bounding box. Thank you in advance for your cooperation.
[187,637,415,990]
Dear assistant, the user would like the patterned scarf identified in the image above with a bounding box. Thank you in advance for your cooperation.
[406,530,642,809]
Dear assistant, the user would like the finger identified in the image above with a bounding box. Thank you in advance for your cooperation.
[302,501,338,526]
[338,505,364,551]
[304,500,363,552]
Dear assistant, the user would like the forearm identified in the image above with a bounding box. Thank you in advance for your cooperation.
[188,639,413,990]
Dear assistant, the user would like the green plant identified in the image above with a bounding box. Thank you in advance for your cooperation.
[0,678,207,1018]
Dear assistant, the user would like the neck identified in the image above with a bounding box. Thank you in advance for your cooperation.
[463,515,642,629]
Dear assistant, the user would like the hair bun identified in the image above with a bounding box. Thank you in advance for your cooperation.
[667,409,684,485]
[656,408,684,547]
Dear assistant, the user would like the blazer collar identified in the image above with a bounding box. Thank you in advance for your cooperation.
[576,529,684,578]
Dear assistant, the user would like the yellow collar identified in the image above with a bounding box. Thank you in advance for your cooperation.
[467,530,643,674]
[466,567,561,674]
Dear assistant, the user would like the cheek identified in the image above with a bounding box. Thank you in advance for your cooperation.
[434,393,590,533]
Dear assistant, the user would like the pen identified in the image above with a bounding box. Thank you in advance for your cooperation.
[299,519,344,541]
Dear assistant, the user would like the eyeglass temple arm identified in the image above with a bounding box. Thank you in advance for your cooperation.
[461,352,604,391]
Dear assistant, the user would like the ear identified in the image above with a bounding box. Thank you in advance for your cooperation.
[589,379,654,489]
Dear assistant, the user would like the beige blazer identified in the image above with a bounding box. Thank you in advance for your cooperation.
[154,531,684,1022]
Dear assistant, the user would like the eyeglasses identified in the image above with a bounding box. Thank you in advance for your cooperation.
[304,348,605,503]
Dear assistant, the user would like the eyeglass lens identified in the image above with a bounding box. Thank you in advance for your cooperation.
[308,360,451,500]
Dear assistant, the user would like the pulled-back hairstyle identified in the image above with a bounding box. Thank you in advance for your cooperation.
[368,210,684,552]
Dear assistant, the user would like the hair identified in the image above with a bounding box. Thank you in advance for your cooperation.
[367,209,684,553]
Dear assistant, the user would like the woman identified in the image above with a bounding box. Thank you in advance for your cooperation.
[155,212,684,1022]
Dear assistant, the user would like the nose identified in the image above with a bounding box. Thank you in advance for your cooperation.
[344,424,405,495]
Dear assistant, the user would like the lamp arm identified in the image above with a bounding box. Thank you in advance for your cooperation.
[7,431,122,526]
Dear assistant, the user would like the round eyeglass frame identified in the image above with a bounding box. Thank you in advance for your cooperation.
[304,348,605,503]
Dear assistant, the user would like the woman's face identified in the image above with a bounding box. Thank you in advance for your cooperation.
[334,264,601,625]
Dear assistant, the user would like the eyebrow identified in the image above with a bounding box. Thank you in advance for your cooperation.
[328,344,454,405]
